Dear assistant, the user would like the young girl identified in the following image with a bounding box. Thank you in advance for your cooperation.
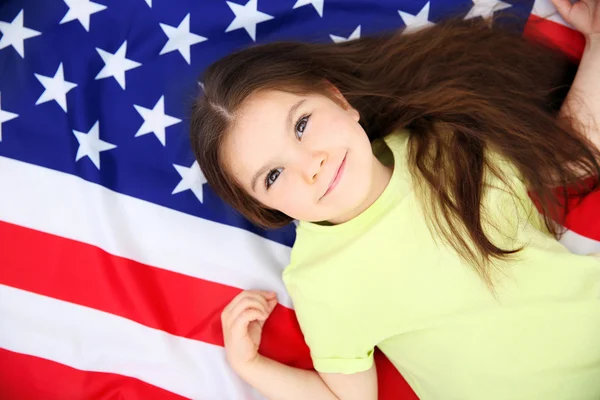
[190,1,600,399]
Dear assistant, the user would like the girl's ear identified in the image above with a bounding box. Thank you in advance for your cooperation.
[322,79,348,106]
[350,106,360,122]
[322,79,360,120]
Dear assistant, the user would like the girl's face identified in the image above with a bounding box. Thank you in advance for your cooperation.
[222,87,386,224]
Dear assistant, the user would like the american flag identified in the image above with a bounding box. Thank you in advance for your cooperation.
[0,0,598,399]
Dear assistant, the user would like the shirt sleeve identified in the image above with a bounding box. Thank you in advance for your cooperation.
[285,279,376,375]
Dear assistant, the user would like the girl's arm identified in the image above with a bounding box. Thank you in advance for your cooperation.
[559,39,600,150]
[552,0,600,150]
[238,355,377,400]
[221,290,378,400]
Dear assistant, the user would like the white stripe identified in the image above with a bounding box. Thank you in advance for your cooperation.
[0,156,293,308]
[0,284,265,400]
[560,229,600,255]
[530,0,572,27]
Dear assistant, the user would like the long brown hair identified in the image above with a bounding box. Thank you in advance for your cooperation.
[190,15,600,286]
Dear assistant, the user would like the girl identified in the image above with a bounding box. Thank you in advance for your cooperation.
[190,1,600,399]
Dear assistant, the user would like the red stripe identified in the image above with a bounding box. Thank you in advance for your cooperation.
[0,220,309,367]
[375,350,419,400]
[0,221,417,399]
[563,186,600,241]
[528,177,600,241]
[524,14,585,61]
[0,348,186,400]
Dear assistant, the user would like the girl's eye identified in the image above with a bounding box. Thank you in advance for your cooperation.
[265,167,283,190]
[264,114,310,190]
[295,114,310,140]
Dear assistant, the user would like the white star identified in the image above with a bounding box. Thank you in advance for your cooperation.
[133,96,181,146]
[464,0,512,20]
[172,161,207,203]
[159,14,207,64]
[72,121,117,170]
[60,0,107,32]
[330,25,361,43]
[0,10,41,58]
[145,0,152,7]
[34,63,78,113]
[0,93,19,142]
[95,41,141,90]
[398,2,436,34]
[225,0,274,42]
[293,0,325,17]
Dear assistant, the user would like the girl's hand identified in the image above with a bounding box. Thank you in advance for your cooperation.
[221,290,278,372]
[551,0,600,43]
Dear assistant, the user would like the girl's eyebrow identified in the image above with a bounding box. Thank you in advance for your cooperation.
[250,99,306,192]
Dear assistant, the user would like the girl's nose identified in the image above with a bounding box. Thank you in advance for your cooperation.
[304,153,326,184]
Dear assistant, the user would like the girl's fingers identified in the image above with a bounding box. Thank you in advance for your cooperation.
[551,0,600,38]
[225,290,276,310]
[222,290,272,319]
[254,290,277,298]
[224,296,269,327]
[551,0,574,23]
[266,297,278,311]
[222,290,253,314]
[250,290,278,304]
[229,308,266,340]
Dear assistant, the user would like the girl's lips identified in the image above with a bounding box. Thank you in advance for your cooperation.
[322,153,346,198]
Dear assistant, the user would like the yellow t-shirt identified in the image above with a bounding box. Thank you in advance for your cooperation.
[282,130,600,400]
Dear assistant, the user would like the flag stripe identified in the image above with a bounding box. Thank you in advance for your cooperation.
[0,155,294,308]
[530,0,571,25]
[0,220,418,399]
[0,284,264,400]
[563,190,600,242]
[524,12,585,60]
[0,348,187,400]
[0,219,312,369]
[560,229,600,256]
